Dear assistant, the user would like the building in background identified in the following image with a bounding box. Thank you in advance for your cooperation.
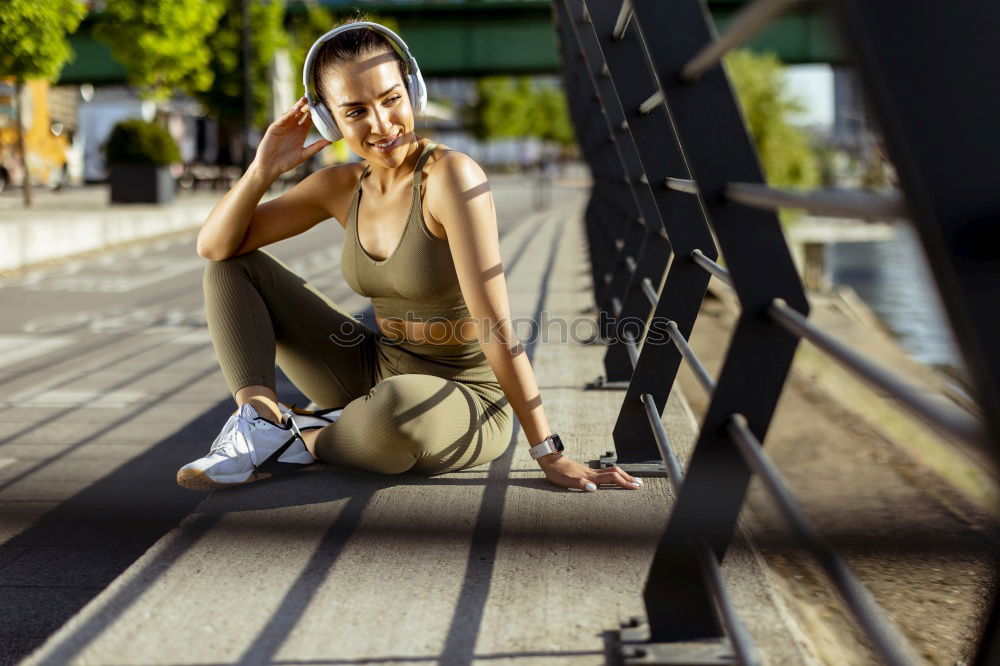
[0,80,75,192]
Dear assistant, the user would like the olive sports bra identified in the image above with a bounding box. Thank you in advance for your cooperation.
[340,140,472,322]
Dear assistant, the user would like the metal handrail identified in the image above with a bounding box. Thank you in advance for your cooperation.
[690,249,733,287]
[641,392,686,490]
[695,537,762,666]
[769,299,985,446]
[666,320,717,393]
[726,182,907,220]
[558,0,999,661]
[681,0,801,81]
[727,415,924,666]
[665,177,700,194]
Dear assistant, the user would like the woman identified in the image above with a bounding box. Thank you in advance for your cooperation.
[176,19,643,494]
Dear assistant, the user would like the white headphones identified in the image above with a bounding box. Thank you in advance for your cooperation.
[302,22,427,143]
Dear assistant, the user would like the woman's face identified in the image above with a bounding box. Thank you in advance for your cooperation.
[319,50,417,165]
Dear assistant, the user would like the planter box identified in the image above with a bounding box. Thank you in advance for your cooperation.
[109,165,175,204]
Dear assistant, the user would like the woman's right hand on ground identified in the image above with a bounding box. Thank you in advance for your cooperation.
[537,452,644,492]
[251,96,333,180]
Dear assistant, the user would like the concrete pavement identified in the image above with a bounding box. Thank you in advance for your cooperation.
[0,171,566,664]
[9,180,814,665]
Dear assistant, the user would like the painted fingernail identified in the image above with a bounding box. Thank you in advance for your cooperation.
[585,482,597,492]
[633,478,644,486]
[629,482,641,488]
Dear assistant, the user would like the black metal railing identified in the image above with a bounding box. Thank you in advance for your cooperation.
[552,0,1000,663]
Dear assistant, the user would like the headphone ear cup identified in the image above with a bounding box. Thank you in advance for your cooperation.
[310,102,342,142]
[408,73,426,116]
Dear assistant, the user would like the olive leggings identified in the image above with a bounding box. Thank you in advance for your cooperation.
[202,248,514,476]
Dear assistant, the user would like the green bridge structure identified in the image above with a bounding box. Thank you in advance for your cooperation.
[57,0,842,85]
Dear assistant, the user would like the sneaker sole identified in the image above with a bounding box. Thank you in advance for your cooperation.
[176,467,276,491]
[175,460,311,491]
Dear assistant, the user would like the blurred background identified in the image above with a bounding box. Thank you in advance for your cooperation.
[1,0,957,384]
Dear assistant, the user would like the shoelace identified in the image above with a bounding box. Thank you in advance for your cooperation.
[210,417,249,458]
[207,411,236,453]
[210,413,261,465]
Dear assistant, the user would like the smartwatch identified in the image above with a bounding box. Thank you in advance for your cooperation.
[529,433,565,460]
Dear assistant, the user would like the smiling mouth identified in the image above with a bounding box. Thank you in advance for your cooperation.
[370,132,402,148]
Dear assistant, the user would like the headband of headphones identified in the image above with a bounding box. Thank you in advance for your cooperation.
[302,22,427,142]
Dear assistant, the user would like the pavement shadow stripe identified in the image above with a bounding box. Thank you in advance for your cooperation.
[4,395,235,666]
[0,344,218,494]
[23,513,223,666]
[439,208,570,664]
[232,204,571,665]
[0,327,190,406]
[18,192,583,664]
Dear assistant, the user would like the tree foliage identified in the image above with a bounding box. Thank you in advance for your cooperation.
[286,1,338,82]
[0,0,87,81]
[724,49,820,189]
[528,85,575,145]
[93,0,226,101]
[194,0,288,129]
[0,0,86,206]
[467,75,574,146]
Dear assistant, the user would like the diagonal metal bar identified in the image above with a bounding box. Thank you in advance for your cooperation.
[640,277,658,306]
[681,0,801,81]
[630,0,809,642]
[666,177,700,195]
[666,321,717,394]
[691,249,733,287]
[769,298,986,446]
[727,414,924,666]
[694,537,762,666]
[640,393,686,491]
[580,0,717,475]
[726,182,907,220]
[613,0,633,40]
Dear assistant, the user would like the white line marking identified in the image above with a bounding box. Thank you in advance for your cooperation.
[0,336,74,369]
[9,390,147,408]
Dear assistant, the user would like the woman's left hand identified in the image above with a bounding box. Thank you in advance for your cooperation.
[537,453,644,492]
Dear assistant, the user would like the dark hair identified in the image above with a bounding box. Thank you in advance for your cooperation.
[313,17,410,113]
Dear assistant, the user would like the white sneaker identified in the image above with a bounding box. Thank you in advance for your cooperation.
[177,403,315,490]
[277,401,344,431]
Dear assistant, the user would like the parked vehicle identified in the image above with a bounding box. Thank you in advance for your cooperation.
[0,79,71,193]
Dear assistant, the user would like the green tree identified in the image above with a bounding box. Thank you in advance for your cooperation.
[724,49,820,191]
[93,0,226,102]
[195,0,287,164]
[286,1,338,81]
[468,76,532,140]
[0,0,86,207]
[527,85,575,146]
[467,75,574,147]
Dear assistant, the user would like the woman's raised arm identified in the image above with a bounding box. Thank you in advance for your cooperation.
[196,96,333,261]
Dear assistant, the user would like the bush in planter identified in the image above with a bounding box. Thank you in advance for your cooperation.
[103,119,181,203]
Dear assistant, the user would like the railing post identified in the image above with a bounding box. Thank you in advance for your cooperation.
[574,0,718,471]
[819,2,1000,662]
[555,0,675,387]
[554,12,625,307]
[625,0,809,642]
[554,0,675,387]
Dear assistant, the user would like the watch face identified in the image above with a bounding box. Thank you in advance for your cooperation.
[552,434,564,452]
